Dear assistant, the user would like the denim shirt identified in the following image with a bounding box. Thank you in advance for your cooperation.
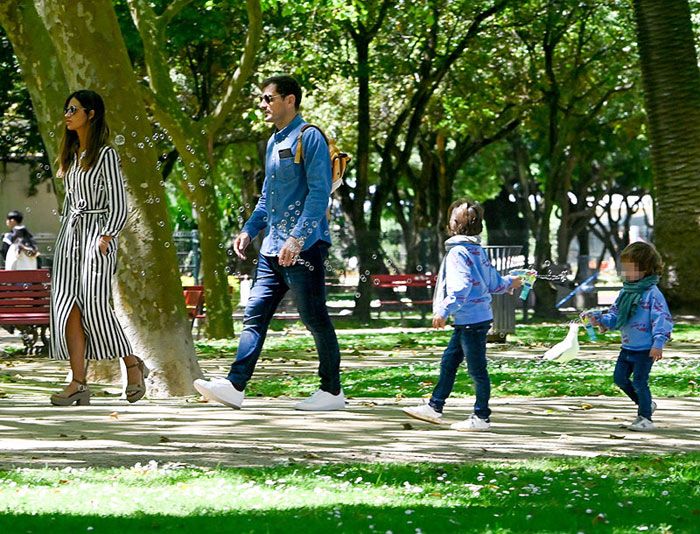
[592,285,673,351]
[242,114,332,256]
[434,243,514,326]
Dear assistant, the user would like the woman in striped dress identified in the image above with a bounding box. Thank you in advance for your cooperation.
[49,90,148,406]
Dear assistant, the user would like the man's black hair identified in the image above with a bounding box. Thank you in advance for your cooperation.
[261,75,302,110]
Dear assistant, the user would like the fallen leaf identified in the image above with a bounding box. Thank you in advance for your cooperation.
[79,435,87,440]
[402,423,414,430]
[109,412,119,420]
[159,436,171,443]
[581,403,593,410]
[608,434,625,440]
[58,433,68,438]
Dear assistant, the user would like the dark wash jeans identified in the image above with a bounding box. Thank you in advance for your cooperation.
[613,347,655,420]
[429,320,492,420]
[227,242,341,394]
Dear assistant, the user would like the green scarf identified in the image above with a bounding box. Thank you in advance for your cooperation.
[615,275,660,328]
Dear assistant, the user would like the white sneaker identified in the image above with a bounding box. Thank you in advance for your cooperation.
[629,416,655,431]
[193,377,244,409]
[294,389,346,411]
[402,404,443,425]
[451,414,491,432]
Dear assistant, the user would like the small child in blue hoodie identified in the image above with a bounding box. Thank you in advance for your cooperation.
[403,199,522,431]
[584,241,673,431]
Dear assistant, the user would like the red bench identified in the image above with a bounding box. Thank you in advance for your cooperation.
[182,286,205,326]
[370,274,437,319]
[0,269,51,354]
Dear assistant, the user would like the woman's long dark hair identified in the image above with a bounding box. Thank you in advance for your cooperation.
[57,90,110,177]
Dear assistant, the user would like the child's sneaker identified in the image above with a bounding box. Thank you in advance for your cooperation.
[629,416,655,431]
[450,414,491,432]
[403,404,443,424]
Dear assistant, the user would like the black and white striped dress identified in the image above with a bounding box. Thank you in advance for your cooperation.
[50,145,133,360]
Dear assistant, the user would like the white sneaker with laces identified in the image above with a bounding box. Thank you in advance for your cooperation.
[193,377,244,409]
[451,414,491,432]
[402,404,443,425]
[294,389,346,411]
[629,416,655,431]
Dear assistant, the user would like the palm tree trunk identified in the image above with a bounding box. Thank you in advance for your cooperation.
[633,0,700,309]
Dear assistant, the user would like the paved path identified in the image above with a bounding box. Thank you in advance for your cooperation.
[0,396,698,468]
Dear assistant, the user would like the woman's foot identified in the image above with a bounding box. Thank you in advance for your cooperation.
[124,355,149,403]
[50,379,90,406]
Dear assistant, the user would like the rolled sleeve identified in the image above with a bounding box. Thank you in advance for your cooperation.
[99,148,128,237]
[242,179,269,238]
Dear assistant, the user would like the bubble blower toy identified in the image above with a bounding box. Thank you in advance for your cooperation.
[509,269,538,300]
[580,311,598,342]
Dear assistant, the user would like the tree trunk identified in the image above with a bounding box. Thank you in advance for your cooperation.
[0,1,68,196]
[34,0,200,396]
[633,0,700,309]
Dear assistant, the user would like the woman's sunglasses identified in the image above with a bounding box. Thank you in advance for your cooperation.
[64,105,87,116]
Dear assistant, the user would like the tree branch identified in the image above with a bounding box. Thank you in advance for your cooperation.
[203,0,262,136]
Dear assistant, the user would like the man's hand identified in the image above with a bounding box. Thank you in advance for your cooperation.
[432,315,447,329]
[233,232,251,260]
[650,347,663,362]
[510,276,523,290]
[278,237,302,267]
[98,236,112,255]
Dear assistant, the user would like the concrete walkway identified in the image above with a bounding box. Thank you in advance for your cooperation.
[0,396,698,468]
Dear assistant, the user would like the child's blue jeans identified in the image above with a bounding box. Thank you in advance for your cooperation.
[613,348,655,420]
[429,320,492,419]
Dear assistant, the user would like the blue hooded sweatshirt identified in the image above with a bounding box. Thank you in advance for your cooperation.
[433,236,515,325]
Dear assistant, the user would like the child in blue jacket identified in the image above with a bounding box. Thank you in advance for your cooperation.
[403,199,522,431]
[585,241,673,431]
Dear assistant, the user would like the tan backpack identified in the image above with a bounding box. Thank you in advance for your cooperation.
[294,124,350,194]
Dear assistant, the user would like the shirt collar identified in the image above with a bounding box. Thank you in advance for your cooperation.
[274,114,303,142]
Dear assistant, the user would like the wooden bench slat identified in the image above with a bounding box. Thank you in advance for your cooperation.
[0,269,51,283]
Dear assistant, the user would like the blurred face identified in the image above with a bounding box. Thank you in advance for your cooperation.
[64,97,93,132]
[258,84,296,128]
[621,261,644,282]
[6,218,17,230]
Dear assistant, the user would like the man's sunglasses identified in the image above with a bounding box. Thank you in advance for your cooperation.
[258,94,283,104]
[64,105,87,116]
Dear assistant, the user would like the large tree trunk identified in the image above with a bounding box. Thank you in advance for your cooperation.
[0,1,68,190]
[633,0,700,309]
[31,0,201,396]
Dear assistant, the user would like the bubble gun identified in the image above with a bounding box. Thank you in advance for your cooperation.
[509,269,537,301]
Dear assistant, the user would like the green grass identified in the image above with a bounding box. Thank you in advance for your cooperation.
[194,322,700,358]
[243,359,700,399]
[1,454,698,532]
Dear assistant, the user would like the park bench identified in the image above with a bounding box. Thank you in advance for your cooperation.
[0,269,51,354]
[370,274,437,319]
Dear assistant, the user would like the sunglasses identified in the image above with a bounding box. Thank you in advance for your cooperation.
[258,94,283,104]
[64,105,87,116]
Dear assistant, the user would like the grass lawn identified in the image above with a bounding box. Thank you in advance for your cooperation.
[1,454,698,533]
[194,322,700,358]
[242,358,700,399]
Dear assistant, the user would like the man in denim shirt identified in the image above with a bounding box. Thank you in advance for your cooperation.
[194,75,344,411]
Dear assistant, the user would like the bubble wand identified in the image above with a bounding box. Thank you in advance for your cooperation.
[509,269,538,300]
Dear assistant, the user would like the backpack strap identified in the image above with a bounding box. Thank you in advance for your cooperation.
[294,124,328,165]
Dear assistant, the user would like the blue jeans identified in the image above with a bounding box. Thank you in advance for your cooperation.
[227,242,341,394]
[613,348,655,420]
[429,320,492,419]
